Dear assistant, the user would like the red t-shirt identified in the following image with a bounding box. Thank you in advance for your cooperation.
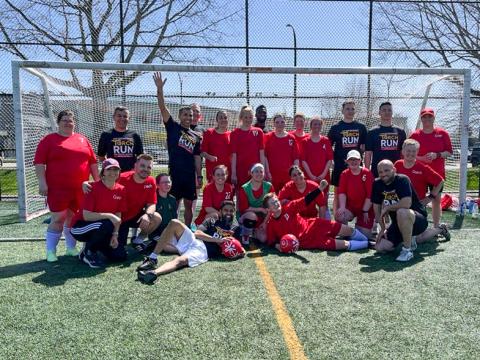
[278,180,323,218]
[264,132,299,189]
[194,182,234,225]
[201,128,231,181]
[238,182,275,214]
[300,135,333,181]
[289,130,309,148]
[338,167,374,211]
[394,160,443,200]
[409,128,452,179]
[34,133,97,190]
[118,171,157,221]
[230,127,264,186]
[72,181,127,223]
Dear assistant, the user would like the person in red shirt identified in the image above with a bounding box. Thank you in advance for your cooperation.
[278,165,323,218]
[289,113,308,149]
[395,139,444,206]
[71,158,127,268]
[263,180,369,252]
[300,116,333,218]
[194,165,234,225]
[238,163,274,246]
[264,114,299,191]
[409,108,452,227]
[34,110,99,263]
[230,106,267,190]
[336,150,375,237]
[200,111,231,183]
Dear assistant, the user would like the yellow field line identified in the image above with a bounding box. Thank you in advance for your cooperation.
[250,247,308,360]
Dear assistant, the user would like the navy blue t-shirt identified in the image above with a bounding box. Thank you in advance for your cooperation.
[371,174,427,221]
[201,218,240,258]
[366,125,406,177]
[97,129,143,172]
[165,116,201,175]
[328,120,367,171]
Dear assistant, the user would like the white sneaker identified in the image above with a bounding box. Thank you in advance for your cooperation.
[410,236,417,251]
[396,247,414,262]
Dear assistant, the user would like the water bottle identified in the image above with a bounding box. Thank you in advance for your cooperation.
[472,203,478,219]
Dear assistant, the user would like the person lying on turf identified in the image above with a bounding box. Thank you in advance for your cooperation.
[137,200,245,284]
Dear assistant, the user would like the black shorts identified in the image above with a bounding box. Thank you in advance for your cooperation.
[118,209,146,243]
[170,172,197,201]
[386,211,428,246]
[428,183,444,194]
[331,165,346,187]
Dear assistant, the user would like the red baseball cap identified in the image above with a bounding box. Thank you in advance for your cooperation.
[279,234,300,254]
[420,107,435,117]
[102,158,120,171]
[220,238,245,259]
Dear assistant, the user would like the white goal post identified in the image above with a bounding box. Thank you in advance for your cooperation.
[12,60,471,222]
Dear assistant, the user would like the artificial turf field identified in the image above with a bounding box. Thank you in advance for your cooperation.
[1,211,480,359]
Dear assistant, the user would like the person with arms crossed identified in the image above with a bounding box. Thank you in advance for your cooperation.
[34,109,99,262]
[335,150,375,238]
[154,72,202,227]
[409,108,453,228]
[97,106,144,172]
[70,158,127,268]
[372,160,450,262]
[264,114,299,192]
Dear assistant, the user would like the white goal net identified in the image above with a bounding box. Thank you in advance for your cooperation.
[12,61,471,221]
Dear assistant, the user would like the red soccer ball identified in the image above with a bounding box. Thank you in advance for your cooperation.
[279,234,300,254]
[220,238,245,259]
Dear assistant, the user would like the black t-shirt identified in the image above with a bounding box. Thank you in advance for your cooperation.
[371,174,427,222]
[165,116,201,175]
[97,129,144,172]
[155,194,178,235]
[190,124,206,135]
[328,120,367,171]
[366,125,406,177]
[201,218,240,258]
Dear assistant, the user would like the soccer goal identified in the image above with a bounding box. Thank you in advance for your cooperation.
[12,60,471,222]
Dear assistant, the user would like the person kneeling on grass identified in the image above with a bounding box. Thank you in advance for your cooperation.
[137,200,245,284]
[372,160,450,262]
[263,180,370,252]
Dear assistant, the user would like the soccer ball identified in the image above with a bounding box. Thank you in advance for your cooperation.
[220,238,245,259]
[279,234,300,254]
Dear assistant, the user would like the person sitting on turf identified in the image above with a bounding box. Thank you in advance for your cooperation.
[237,163,274,246]
[71,159,127,268]
[137,200,245,284]
[335,150,375,238]
[263,180,369,252]
[372,160,450,262]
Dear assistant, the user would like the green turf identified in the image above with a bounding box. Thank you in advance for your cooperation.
[0,169,17,196]
[0,231,479,359]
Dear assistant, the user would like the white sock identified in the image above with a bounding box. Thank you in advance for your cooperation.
[46,230,62,252]
[63,226,76,249]
[149,253,158,260]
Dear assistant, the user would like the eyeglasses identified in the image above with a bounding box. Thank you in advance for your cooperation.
[158,181,171,184]
[291,172,302,177]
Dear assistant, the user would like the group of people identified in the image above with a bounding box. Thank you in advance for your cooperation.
[33,72,453,284]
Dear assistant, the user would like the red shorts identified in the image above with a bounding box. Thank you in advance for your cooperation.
[300,218,342,250]
[47,187,84,213]
[349,207,374,229]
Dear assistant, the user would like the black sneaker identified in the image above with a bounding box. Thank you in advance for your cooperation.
[368,240,377,250]
[138,270,158,285]
[132,242,148,253]
[136,256,158,272]
[81,250,104,269]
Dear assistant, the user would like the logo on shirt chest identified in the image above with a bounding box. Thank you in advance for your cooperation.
[341,130,360,148]
[225,192,232,199]
[412,170,422,175]
[380,133,399,151]
[283,213,290,221]
[144,184,153,189]
[113,194,122,200]
[252,130,259,137]
[382,190,399,206]
[178,132,197,153]
[112,138,134,157]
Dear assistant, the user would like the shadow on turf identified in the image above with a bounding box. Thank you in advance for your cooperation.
[245,244,310,264]
[358,242,443,273]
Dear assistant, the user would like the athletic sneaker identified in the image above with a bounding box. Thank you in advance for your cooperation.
[410,236,417,251]
[439,223,451,242]
[131,241,147,253]
[396,247,414,262]
[136,257,158,272]
[368,240,377,250]
[46,250,58,262]
[138,270,158,285]
[79,249,104,269]
[65,247,80,257]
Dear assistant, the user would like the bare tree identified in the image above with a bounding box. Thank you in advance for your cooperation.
[0,0,240,96]
[373,1,480,96]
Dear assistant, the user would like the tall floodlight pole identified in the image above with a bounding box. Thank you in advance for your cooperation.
[177,73,184,104]
[286,24,297,114]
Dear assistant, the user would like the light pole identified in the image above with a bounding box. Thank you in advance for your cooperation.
[177,73,183,105]
[286,24,297,114]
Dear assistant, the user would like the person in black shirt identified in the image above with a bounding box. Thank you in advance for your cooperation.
[328,100,367,212]
[254,105,270,133]
[97,106,144,172]
[371,160,449,262]
[154,72,202,227]
[364,102,406,178]
[137,200,244,284]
